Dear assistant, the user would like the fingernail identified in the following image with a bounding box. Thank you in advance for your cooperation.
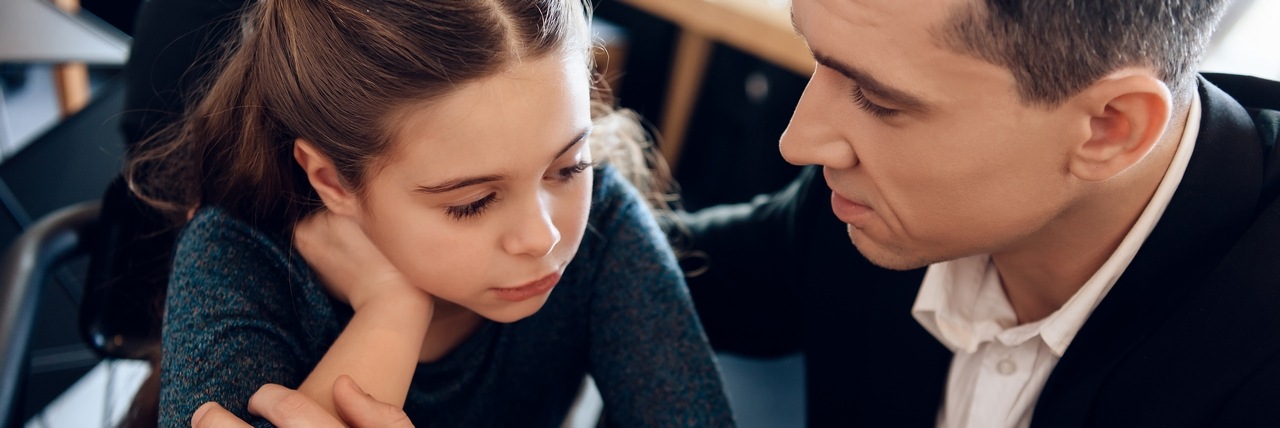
[191,402,216,425]
[340,375,368,396]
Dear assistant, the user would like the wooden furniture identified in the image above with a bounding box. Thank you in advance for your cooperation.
[51,0,90,117]
[0,0,128,118]
[617,0,813,170]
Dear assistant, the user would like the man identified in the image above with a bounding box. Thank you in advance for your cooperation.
[198,0,1280,426]
[683,0,1279,426]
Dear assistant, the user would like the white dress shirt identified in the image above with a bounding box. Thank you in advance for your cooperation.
[911,91,1202,428]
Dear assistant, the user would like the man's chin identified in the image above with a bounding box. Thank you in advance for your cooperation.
[847,225,933,271]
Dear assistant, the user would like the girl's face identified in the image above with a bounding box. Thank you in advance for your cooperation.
[353,54,594,323]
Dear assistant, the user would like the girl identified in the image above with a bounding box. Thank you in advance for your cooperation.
[129,0,734,426]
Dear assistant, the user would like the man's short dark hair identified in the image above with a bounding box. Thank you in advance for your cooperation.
[935,0,1232,107]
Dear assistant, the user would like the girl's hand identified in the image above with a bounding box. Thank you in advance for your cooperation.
[294,210,431,313]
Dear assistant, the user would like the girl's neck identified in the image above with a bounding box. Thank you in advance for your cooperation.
[419,300,485,363]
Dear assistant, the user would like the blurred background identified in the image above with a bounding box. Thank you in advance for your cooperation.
[1,0,1277,427]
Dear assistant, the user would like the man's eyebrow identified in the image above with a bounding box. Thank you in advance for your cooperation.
[791,7,802,36]
[811,52,930,111]
[414,127,591,194]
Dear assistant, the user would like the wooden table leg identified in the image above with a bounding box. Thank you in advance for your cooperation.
[53,63,89,117]
[52,0,89,118]
[659,30,712,172]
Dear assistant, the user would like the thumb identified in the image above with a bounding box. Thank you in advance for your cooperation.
[332,375,415,427]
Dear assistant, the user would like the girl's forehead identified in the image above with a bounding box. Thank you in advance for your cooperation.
[379,55,594,178]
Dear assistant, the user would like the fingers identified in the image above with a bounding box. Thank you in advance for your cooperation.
[190,402,252,428]
[246,384,347,428]
[333,375,415,428]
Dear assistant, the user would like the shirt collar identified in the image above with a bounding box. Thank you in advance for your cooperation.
[912,91,1202,356]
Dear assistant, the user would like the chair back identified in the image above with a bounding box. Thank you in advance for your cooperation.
[0,201,99,426]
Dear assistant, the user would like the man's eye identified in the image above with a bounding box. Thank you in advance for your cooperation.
[850,85,899,118]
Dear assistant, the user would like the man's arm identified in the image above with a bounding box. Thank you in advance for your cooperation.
[671,165,826,356]
[191,376,413,428]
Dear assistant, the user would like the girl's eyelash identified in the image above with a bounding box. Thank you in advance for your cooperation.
[850,85,899,118]
[554,160,595,182]
[445,193,498,220]
[443,161,591,221]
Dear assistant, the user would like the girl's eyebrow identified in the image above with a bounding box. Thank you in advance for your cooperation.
[552,127,592,161]
[414,127,592,195]
[415,173,508,194]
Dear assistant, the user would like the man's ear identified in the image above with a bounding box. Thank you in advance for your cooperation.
[293,139,359,216]
[1067,72,1173,182]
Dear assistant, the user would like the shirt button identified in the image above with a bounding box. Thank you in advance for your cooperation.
[996,358,1017,375]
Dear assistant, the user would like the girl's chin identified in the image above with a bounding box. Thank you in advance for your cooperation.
[473,300,548,324]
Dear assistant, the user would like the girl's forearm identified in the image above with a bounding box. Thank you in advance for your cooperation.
[297,296,432,416]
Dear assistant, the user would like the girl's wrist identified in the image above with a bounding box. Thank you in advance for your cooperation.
[353,292,434,328]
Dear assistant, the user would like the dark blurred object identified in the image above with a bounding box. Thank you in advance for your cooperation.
[672,45,806,211]
[121,0,252,146]
[80,176,173,359]
[81,0,144,36]
[595,2,805,211]
[0,77,124,424]
[594,1,677,127]
[1,64,27,92]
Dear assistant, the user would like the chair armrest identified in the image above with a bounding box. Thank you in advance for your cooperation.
[0,201,99,425]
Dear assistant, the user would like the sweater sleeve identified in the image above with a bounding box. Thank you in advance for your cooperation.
[157,210,324,428]
[585,168,735,427]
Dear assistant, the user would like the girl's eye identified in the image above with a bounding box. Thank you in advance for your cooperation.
[850,84,899,118]
[445,193,498,220]
[552,160,595,182]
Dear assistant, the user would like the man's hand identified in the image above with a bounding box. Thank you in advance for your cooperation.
[190,375,413,428]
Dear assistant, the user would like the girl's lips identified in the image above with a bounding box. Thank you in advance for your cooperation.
[492,272,560,302]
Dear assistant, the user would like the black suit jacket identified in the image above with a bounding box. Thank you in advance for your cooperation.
[680,73,1280,427]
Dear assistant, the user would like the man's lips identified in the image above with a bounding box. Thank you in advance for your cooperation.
[492,272,561,302]
[830,190,874,228]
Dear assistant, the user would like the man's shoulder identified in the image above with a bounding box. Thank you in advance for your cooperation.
[1202,73,1280,113]
[1201,73,1280,157]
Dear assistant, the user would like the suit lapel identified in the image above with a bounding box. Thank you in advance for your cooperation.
[1031,77,1266,427]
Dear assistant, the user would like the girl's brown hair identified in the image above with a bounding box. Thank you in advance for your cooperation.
[128,0,667,231]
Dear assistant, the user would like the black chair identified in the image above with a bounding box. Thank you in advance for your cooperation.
[0,201,100,426]
[0,78,157,427]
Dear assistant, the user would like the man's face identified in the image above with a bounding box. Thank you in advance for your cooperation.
[783,0,1090,270]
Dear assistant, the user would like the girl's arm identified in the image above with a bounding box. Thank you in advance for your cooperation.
[291,212,433,416]
[586,168,736,426]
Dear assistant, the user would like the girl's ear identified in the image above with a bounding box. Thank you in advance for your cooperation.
[294,139,359,217]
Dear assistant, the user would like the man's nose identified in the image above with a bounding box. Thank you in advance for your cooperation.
[779,76,858,169]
